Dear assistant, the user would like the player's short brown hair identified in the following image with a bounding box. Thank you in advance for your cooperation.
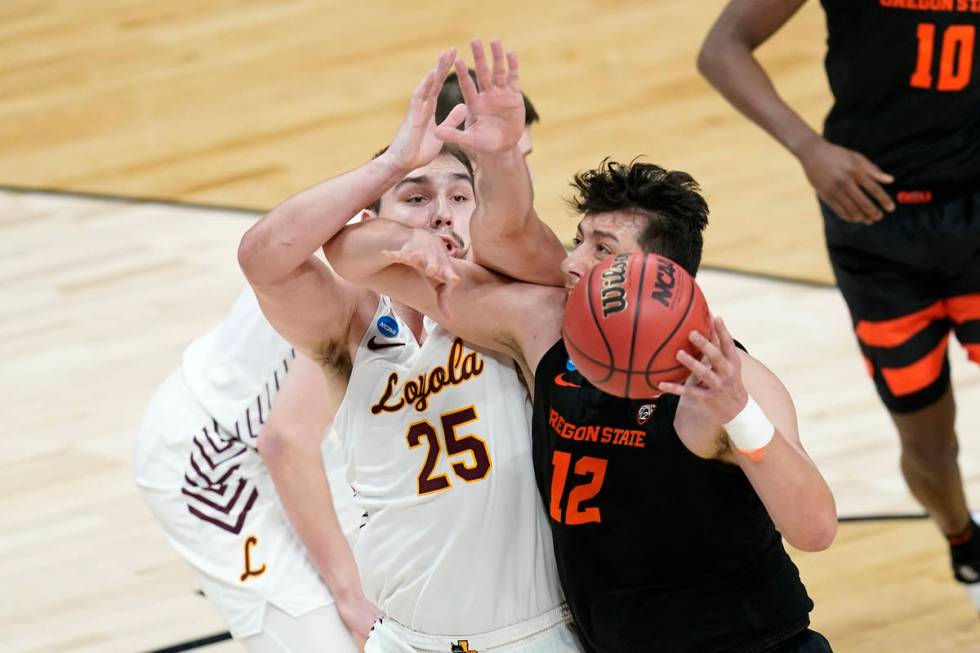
[568,159,709,275]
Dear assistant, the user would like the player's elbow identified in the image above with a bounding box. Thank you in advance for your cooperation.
[238,222,271,283]
[696,37,728,83]
[786,513,838,552]
[257,421,308,465]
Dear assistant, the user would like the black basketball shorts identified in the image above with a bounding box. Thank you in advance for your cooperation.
[822,188,980,414]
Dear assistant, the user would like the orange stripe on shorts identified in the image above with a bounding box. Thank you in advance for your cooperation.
[881,336,949,397]
[945,294,980,324]
[855,301,946,349]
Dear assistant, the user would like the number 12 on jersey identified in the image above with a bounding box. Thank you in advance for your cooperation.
[549,451,608,525]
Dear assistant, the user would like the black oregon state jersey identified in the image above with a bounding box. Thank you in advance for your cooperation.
[821,0,980,188]
[532,340,813,653]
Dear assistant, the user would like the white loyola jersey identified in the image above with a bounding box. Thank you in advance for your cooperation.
[334,297,563,635]
[182,287,294,446]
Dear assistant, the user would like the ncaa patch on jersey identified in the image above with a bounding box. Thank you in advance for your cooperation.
[377,315,399,338]
[565,357,577,372]
[636,403,656,426]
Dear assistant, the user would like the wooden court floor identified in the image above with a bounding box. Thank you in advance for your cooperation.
[2,1,980,651]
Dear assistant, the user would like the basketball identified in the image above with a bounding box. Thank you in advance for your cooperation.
[562,252,712,399]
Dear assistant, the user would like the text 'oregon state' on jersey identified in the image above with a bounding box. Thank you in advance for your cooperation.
[532,340,812,653]
[333,297,563,636]
[821,0,980,188]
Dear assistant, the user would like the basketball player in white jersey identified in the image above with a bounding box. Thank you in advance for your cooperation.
[134,66,542,652]
[238,48,582,652]
[134,287,379,652]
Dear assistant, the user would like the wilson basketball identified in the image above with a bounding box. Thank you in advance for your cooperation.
[562,253,712,399]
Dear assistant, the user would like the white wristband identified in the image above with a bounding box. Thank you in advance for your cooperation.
[724,395,775,453]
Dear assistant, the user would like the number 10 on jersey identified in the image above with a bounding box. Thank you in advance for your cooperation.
[911,23,975,91]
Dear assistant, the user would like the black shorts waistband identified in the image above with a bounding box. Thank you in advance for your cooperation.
[886,181,979,205]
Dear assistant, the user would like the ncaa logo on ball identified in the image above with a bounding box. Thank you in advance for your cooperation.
[600,254,630,317]
[376,315,399,338]
[650,258,676,308]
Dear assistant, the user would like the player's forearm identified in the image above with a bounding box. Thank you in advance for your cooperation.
[738,434,838,552]
[324,218,415,283]
[698,18,819,158]
[262,436,365,599]
[239,156,407,285]
[470,147,566,287]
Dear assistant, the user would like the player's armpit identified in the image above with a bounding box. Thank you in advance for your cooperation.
[248,256,363,365]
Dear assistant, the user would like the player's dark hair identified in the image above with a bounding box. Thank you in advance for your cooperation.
[436,69,540,127]
[568,159,709,275]
[367,144,473,214]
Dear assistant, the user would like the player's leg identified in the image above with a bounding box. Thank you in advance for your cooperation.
[825,237,965,530]
[240,604,359,653]
[823,198,978,579]
[890,389,971,535]
[938,206,980,586]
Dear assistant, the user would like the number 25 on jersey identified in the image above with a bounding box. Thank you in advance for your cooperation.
[406,405,492,495]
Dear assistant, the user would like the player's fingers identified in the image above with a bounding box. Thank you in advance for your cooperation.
[411,68,436,104]
[716,317,739,363]
[856,173,895,213]
[506,50,520,90]
[689,330,725,370]
[454,58,480,106]
[471,38,492,91]
[435,48,456,82]
[677,350,721,388]
[657,381,688,396]
[860,155,895,185]
[828,190,867,224]
[490,39,507,88]
[844,179,883,222]
[435,103,467,133]
[381,248,408,265]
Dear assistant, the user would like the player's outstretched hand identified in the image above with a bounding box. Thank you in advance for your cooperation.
[658,316,748,424]
[434,38,525,156]
[382,229,461,317]
[381,49,457,175]
[336,592,384,649]
[795,135,896,225]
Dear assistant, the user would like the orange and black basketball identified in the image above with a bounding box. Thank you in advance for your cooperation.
[562,252,711,399]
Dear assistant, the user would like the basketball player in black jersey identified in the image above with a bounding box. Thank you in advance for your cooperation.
[324,39,838,652]
[699,0,980,605]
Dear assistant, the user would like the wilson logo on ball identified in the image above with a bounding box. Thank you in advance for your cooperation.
[600,254,630,317]
[649,257,676,308]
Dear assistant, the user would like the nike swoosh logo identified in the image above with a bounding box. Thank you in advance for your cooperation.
[367,336,405,351]
[554,373,580,388]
